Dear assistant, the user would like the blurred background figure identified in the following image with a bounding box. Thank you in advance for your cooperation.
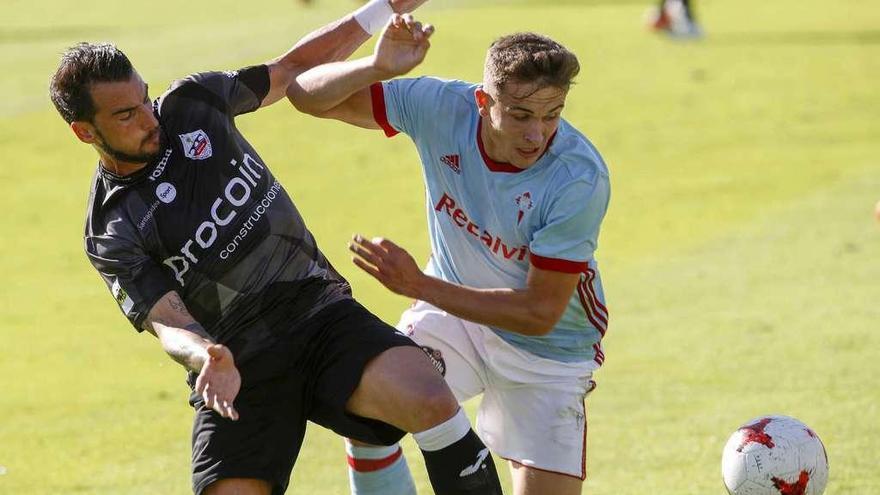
[646,0,703,38]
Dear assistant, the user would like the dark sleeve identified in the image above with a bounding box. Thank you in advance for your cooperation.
[85,223,177,332]
[160,65,271,117]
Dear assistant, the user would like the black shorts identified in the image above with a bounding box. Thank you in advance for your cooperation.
[188,299,417,495]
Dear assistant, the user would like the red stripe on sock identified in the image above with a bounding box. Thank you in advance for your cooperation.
[347,447,403,472]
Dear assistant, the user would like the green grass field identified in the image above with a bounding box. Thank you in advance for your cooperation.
[2,0,878,493]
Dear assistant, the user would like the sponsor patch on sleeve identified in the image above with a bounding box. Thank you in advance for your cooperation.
[111,279,135,315]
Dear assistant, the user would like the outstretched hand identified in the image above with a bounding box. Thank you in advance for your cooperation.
[349,235,425,298]
[373,13,435,78]
[194,344,241,421]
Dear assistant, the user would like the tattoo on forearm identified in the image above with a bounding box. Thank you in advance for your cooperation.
[169,294,188,314]
[149,294,214,372]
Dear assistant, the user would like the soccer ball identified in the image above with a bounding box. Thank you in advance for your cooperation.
[721,415,829,495]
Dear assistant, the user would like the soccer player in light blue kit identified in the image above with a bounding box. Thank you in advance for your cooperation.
[290,11,610,495]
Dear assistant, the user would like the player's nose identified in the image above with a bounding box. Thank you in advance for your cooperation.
[524,124,543,145]
[140,102,159,129]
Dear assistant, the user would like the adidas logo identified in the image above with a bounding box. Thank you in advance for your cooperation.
[440,154,461,174]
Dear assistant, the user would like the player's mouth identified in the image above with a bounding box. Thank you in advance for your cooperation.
[516,145,542,159]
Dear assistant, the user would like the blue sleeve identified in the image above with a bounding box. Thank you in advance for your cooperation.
[371,77,446,138]
[529,175,610,273]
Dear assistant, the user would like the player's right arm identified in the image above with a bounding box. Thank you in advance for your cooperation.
[143,291,241,421]
[287,13,434,128]
[163,1,430,119]
[85,219,240,420]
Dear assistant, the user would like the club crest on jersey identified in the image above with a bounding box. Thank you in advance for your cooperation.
[179,129,213,160]
[440,154,461,174]
[515,191,533,225]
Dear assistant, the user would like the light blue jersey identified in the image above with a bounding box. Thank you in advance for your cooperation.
[371,77,610,364]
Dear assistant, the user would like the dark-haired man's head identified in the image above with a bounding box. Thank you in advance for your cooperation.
[50,43,161,169]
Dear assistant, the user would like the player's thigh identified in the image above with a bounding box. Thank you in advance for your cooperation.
[478,380,591,479]
[346,345,458,432]
[303,299,455,437]
[398,300,487,401]
[203,478,272,495]
[188,355,309,495]
[508,462,583,495]
[476,329,598,480]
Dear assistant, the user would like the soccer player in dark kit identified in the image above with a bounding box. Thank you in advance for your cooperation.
[48,1,503,494]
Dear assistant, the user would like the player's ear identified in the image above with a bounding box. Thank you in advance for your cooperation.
[71,121,97,144]
[474,88,492,117]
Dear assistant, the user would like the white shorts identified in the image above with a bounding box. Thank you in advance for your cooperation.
[398,301,600,480]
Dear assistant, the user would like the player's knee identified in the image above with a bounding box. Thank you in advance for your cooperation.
[409,379,459,431]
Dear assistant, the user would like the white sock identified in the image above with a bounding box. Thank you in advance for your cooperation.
[346,441,417,495]
[412,408,471,452]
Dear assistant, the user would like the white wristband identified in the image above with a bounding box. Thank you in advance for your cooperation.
[354,0,395,35]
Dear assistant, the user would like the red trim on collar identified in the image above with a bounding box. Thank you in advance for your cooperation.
[476,117,557,173]
[370,83,399,138]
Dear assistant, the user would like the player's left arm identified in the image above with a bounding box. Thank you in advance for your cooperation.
[351,174,610,336]
[350,236,577,336]
[286,13,433,124]
[260,0,429,108]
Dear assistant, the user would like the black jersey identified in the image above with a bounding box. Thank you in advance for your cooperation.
[84,65,351,361]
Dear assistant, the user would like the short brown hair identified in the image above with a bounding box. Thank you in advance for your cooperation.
[484,33,580,94]
[49,42,134,124]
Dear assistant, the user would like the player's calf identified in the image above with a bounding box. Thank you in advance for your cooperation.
[414,408,502,495]
[347,346,502,494]
[346,439,417,495]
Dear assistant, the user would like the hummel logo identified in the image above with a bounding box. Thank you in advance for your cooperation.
[460,448,490,478]
[440,154,461,174]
